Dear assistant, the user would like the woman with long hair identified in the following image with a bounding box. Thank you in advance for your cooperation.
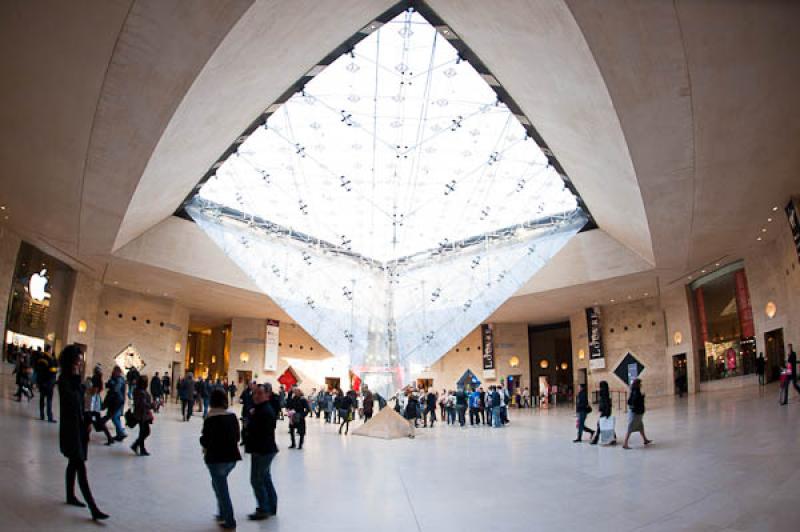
[200,389,241,529]
[590,380,616,445]
[623,378,652,449]
[131,375,154,456]
[58,344,108,521]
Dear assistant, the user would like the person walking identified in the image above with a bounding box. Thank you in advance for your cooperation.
[35,346,57,422]
[787,344,800,398]
[286,388,310,449]
[228,381,237,404]
[180,371,195,421]
[469,388,481,426]
[622,378,652,449]
[57,344,108,521]
[573,383,596,443]
[245,384,279,521]
[362,385,374,422]
[125,366,139,400]
[590,381,616,445]
[131,376,154,456]
[162,372,171,400]
[490,386,503,428]
[85,381,115,446]
[454,388,468,427]
[200,389,241,530]
[150,371,163,413]
[103,366,127,441]
[336,389,353,435]
[755,352,766,385]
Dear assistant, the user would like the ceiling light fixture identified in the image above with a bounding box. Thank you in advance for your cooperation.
[772,206,779,211]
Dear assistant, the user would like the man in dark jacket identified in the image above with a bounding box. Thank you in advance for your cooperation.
[245,384,279,521]
[180,372,195,421]
[35,346,57,422]
[573,383,595,443]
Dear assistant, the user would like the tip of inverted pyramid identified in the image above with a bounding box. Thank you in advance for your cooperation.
[351,407,415,440]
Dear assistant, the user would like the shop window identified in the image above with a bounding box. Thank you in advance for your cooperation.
[691,261,756,382]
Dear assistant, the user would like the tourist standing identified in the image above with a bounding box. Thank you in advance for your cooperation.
[439,388,447,421]
[336,389,353,435]
[85,381,115,446]
[756,352,766,385]
[573,383,595,442]
[180,371,195,421]
[58,344,108,521]
[125,366,139,400]
[228,381,237,404]
[200,389,241,530]
[787,344,800,397]
[424,388,437,427]
[454,388,467,427]
[35,346,57,421]
[245,384,279,521]
[622,378,652,449]
[131,376,153,456]
[162,372,171,400]
[286,388,310,449]
[469,388,481,426]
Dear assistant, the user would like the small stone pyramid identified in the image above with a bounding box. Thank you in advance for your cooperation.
[352,407,415,439]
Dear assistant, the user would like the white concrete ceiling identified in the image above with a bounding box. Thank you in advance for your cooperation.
[1,0,798,327]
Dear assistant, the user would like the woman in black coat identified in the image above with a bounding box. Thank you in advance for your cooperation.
[573,383,595,443]
[200,389,241,530]
[131,376,153,456]
[58,344,108,521]
[286,388,310,449]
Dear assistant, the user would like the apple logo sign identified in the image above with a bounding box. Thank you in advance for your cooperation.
[28,268,51,302]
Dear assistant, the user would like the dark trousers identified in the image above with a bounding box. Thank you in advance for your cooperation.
[576,411,594,440]
[289,422,305,448]
[86,412,113,443]
[423,408,436,427]
[758,372,765,385]
[182,399,193,420]
[469,407,480,425]
[250,452,278,514]
[40,387,54,420]
[363,410,373,422]
[439,404,446,420]
[338,410,350,434]
[66,458,98,511]
[456,405,466,426]
[133,421,151,451]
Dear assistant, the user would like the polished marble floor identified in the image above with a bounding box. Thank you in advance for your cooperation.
[1,372,799,531]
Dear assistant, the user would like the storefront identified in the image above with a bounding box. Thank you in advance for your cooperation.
[691,261,756,382]
[4,241,74,359]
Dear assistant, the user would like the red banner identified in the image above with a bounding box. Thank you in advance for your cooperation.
[694,287,709,345]
[734,270,755,338]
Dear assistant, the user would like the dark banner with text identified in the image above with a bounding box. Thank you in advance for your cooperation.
[481,323,495,371]
[586,307,605,369]
[786,197,800,264]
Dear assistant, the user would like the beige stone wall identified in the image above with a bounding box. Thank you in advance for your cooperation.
[587,298,668,397]
[661,283,698,393]
[63,271,103,364]
[93,286,189,377]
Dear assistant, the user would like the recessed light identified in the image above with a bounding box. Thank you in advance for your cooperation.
[757,237,762,241]
[0,205,6,210]
[610,299,615,303]
[767,217,773,222]
[113,281,118,285]
[627,295,632,299]
[688,276,692,280]
[715,263,720,267]
[701,269,706,273]
[644,292,649,296]
[772,206,779,211]
[761,228,767,233]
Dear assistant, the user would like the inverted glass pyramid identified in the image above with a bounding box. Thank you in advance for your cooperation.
[186,7,587,385]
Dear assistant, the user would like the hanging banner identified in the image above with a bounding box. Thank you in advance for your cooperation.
[481,323,495,371]
[586,307,605,369]
[785,197,800,264]
[264,319,279,371]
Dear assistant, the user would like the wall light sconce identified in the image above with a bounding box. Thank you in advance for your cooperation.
[211,356,217,364]
[509,356,520,368]
[765,301,777,319]
[77,319,88,333]
[560,362,568,370]
[539,359,549,369]
[673,331,683,345]
[240,352,249,363]
[174,342,181,353]
[577,349,585,360]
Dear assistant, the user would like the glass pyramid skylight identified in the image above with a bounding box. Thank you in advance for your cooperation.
[186,7,587,388]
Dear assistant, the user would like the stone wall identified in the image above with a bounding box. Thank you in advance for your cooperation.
[63,271,103,363]
[586,298,668,397]
[0,226,21,356]
[92,286,189,376]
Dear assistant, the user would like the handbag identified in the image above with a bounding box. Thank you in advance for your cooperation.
[124,409,138,428]
[586,405,593,414]
[598,415,616,444]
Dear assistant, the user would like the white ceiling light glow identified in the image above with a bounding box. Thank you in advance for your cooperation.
[186,6,587,388]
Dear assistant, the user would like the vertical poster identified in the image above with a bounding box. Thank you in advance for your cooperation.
[264,319,279,371]
[586,307,605,369]
[481,323,495,378]
[785,197,800,264]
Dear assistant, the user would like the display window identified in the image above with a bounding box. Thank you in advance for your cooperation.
[691,261,756,382]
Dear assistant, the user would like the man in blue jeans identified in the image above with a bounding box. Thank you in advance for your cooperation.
[244,384,279,521]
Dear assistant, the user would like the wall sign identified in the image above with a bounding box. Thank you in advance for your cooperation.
[586,307,605,369]
[481,323,495,371]
[786,197,800,264]
[264,319,279,371]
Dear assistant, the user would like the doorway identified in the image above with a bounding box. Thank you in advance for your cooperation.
[170,361,182,395]
[764,328,785,382]
[325,377,341,391]
[417,378,433,391]
[236,370,252,385]
[672,354,687,395]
